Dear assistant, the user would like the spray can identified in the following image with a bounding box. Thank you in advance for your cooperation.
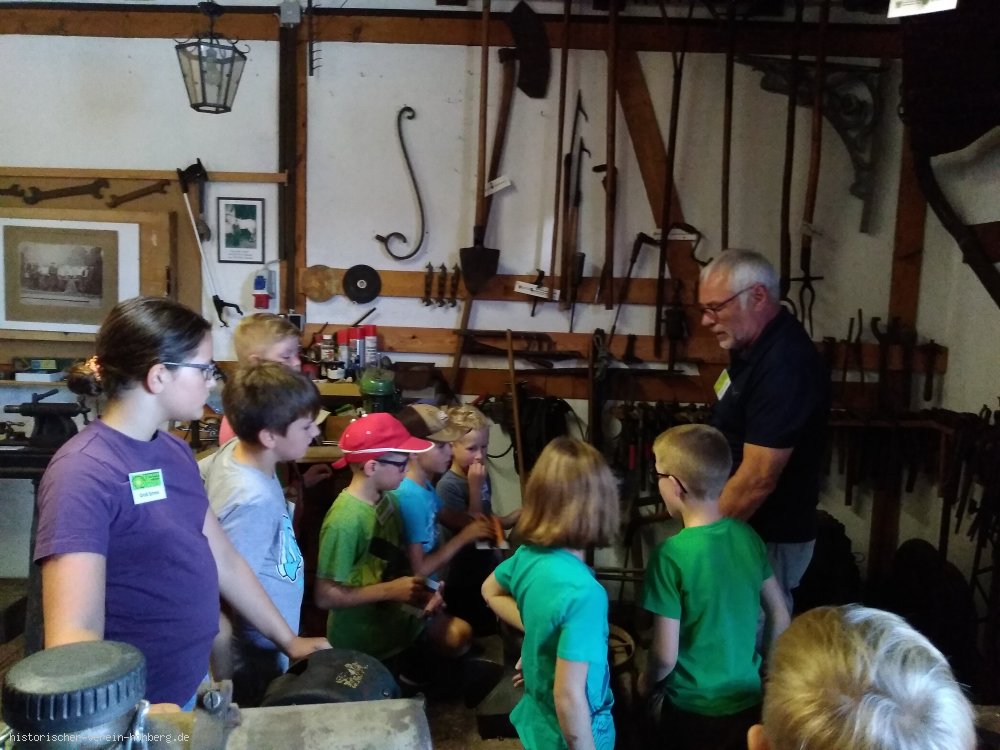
[336,328,350,368]
[363,325,379,368]
[348,327,363,377]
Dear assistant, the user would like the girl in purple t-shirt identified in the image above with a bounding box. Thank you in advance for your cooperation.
[35,296,329,709]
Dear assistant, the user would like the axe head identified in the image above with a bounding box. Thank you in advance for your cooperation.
[506,1,550,99]
[176,158,209,193]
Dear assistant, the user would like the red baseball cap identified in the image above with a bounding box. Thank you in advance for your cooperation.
[332,412,433,469]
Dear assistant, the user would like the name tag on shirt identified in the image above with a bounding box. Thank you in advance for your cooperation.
[714,369,732,400]
[129,469,167,504]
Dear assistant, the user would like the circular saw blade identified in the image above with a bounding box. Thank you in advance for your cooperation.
[342,264,382,304]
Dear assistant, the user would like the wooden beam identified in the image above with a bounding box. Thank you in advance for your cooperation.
[1,8,902,59]
[888,127,926,326]
[0,7,278,41]
[617,50,673,228]
[0,168,286,183]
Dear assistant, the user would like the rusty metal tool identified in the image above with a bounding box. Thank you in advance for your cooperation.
[654,0,695,358]
[663,278,688,373]
[506,329,527,492]
[106,179,170,209]
[559,93,588,310]
[23,178,109,205]
[778,0,804,311]
[607,232,662,347]
[548,0,572,299]
[436,263,448,307]
[567,251,586,334]
[421,262,434,306]
[375,105,426,261]
[839,315,854,405]
[922,340,943,401]
[599,0,620,311]
[608,231,657,349]
[448,264,461,307]
[529,269,545,317]
[791,0,831,336]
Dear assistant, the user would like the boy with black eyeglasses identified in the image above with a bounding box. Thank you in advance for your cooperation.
[638,424,789,750]
[314,412,474,668]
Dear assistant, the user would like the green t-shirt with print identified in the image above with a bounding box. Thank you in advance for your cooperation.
[317,490,422,661]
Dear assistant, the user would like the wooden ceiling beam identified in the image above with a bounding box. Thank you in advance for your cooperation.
[1,8,900,59]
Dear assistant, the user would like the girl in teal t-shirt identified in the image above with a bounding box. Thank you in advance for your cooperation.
[482,437,620,750]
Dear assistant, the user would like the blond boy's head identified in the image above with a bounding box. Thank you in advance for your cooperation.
[651,424,731,501]
[446,403,492,473]
[751,605,976,750]
[233,313,301,368]
[446,403,492,434]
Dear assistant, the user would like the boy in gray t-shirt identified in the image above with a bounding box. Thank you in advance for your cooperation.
[200,361,322,706]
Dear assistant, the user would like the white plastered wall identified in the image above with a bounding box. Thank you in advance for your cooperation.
[0,26,998,587]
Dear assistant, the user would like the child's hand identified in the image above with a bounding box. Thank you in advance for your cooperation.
[386,575,428,605]
[467,460,487,491]
[512,656,524,689]
[420,583,446,618]
[302,463,333,488]
[458,515,494,544]
[467,461,488,515]
[285,635,332,663]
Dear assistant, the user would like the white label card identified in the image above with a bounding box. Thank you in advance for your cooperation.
[887,0,957,18]
[484,175,513,197]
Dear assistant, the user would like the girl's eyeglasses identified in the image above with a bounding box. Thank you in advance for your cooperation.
[162,361,225,383]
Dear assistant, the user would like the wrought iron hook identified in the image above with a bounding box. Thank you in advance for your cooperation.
[375,105,427,261]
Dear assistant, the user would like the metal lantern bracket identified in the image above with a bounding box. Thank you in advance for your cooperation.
[740,55,887,234]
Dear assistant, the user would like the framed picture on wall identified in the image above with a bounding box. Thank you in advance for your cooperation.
[218,197,264,264]
[0,218,140,333]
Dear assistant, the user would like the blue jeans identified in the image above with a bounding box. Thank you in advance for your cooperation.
[765,541,815,615]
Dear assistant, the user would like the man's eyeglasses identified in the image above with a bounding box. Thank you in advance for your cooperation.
[162,361,225,383]
[652,468,688,495]
[698,285,755,322]
[374,457,409,471]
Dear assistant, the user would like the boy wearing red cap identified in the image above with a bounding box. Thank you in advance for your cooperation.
[314,412,472,665]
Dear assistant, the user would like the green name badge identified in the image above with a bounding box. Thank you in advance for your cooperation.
[129,469,167,504]
[714,369,732,400]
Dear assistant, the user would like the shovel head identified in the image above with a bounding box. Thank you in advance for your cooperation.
[461,244,500,297]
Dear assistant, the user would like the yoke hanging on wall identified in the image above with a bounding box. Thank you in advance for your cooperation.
[175,1,249,114]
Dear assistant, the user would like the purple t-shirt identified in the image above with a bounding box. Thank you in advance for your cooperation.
[35,419,220,706]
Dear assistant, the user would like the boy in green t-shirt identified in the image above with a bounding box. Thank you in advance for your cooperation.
[314,412,474,668]
[638,424,789,750]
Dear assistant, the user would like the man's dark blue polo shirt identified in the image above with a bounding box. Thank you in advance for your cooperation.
[710,308,831,543]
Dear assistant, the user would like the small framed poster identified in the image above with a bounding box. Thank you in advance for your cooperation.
[218,197,264,264]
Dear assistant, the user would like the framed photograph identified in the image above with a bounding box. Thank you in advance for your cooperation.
[218,197,265,264]
[0,218,140,333]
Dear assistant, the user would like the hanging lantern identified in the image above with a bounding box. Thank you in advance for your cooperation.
[175,1,248,114]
